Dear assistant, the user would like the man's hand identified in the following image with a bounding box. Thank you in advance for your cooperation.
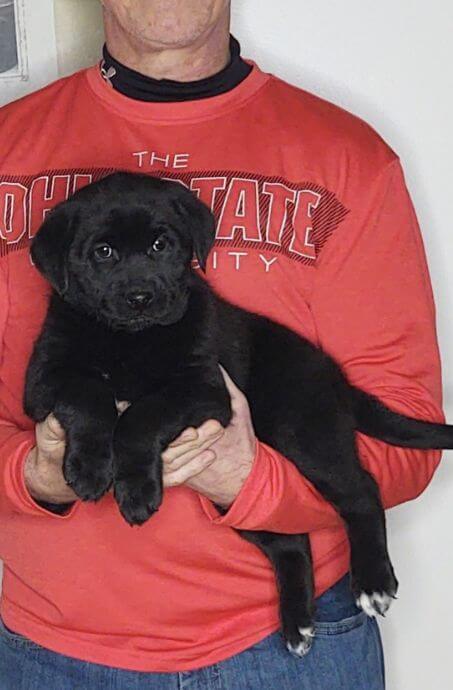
[25,369,257,510]
[24,414,78,504]
[162,368,256,508]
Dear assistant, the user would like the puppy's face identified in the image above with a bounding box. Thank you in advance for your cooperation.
[31,173,215,331]
[71,207,192,331]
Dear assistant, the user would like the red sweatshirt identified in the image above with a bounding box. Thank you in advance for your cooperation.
[0,61,443,672]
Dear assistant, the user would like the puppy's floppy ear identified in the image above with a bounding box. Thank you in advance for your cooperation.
[31,205,76,295]
[174,193,216,272]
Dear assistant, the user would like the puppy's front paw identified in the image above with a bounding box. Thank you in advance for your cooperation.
[64,440,113,502]
[114,474,163,526]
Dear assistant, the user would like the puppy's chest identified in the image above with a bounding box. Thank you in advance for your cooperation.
[92,347,177,403]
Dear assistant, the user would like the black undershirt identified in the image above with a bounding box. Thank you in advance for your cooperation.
[100,35,252,102]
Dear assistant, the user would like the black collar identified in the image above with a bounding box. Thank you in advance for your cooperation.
[100,36,252,102]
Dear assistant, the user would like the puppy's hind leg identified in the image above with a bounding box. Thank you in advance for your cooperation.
[339,469,398,617]
[240,530,315,656]
[298,442,398,618]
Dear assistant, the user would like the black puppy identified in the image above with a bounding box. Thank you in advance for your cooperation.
[24,172,453,656]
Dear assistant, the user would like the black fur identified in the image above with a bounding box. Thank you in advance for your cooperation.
[24,172,453,655]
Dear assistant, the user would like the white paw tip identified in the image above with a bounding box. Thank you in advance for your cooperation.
[356,591,393,617]
[286,627,315,657]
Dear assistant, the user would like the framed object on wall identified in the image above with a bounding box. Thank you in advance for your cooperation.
[0,0,58,106]
[0,0,27,79]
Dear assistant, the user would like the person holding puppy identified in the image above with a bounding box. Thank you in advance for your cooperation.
[0,1,443,688]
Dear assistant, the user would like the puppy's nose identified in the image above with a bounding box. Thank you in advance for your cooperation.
[126,291,153,309]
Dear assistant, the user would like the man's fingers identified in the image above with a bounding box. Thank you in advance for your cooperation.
[45,414,66,441]
[219,365,248,415]
[163,429,224,466]
[219,364,236,391]
[168,427,199,448]
[163,420,224,461]
[163,450,216,487]
[163,431,223,472]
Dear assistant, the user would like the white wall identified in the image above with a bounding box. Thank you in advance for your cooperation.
[3,1,453,688]
[54,0,103,75]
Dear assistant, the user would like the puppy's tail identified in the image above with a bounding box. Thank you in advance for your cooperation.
[350,387,453,449]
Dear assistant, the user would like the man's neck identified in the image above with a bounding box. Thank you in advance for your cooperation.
[103,9,231,82]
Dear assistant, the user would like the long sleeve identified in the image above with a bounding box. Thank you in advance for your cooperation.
[200,159,444,533]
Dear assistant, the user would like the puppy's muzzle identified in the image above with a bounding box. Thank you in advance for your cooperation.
[126,291,153,310]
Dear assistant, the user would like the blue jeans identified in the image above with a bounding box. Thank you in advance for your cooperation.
[0,575,385,689]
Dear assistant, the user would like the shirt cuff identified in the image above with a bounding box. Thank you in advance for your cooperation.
[2,430,77,518]
[198,440,340,533]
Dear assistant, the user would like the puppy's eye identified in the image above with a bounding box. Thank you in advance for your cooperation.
[151,237,166,253]
[94,244,114,261]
